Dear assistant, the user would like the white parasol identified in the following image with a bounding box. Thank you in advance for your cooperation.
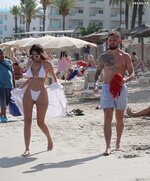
[13,37,36,47]
[43,36,97,51]
[0,40,17,47]
[22,36,56,48]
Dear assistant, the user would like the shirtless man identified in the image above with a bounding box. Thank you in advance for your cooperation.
[94,31,135,156]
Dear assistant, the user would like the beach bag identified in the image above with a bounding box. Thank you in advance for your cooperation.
[9,99,21,116]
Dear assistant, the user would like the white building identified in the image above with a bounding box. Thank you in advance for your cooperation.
[0,0,150,42]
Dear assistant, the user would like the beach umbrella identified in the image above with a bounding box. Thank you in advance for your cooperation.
[130,25,150,61]
[129,24,149,36]
[116,28,130,37]
[80,32,108,43]
[13,37,36,48]
[44,36,97,51]
[22,35,56,48]
[134,27,150,38]
[0,40,17,47]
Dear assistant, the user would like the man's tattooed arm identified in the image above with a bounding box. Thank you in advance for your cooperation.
[94,56,104,84]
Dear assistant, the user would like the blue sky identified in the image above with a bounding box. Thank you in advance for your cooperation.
[0,0,20,9]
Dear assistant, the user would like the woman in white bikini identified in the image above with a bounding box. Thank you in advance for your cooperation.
[20,44,57,156]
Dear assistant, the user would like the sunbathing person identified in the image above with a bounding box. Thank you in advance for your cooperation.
[126,106,150,117]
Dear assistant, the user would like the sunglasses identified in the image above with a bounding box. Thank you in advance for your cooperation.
[31,54,40,58]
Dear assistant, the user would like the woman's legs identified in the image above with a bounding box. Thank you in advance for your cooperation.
[22,92,34,156]
[36,103,53,151]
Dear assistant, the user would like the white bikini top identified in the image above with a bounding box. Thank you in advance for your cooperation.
[26,62,46,78]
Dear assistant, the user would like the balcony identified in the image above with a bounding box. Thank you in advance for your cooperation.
[69,13,84,20]
[110,3,125,9]
[48,13,62,20]
[89,13,104,20]
[75,0,84,6]
[89,0,104,8]
[110,14,125,21]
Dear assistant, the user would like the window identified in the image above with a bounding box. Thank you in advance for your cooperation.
[99,10,103,14]
[78,21,83,26]
[0,16,3,24]
[4,25,7,31]
[51,20,61,29]
[79,9,83,13]
[20,16,25,24]
[4,15,7,20]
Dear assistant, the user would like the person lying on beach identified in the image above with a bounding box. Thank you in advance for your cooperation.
[126,106,150,117]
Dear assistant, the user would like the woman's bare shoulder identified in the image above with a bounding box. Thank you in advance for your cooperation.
[27,60,32,67]
[43,59,52,65]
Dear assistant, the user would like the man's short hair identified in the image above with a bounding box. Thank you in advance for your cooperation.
[0,49,4,54]
[132,51,136,55]
[108,31,121,39]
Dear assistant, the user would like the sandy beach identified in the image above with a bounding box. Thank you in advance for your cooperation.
[0,80,150,181]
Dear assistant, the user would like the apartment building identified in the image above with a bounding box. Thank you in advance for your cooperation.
[0,0,150,42]
[0,8,42,43]
[48,0,150,30]
[48,0,125,30]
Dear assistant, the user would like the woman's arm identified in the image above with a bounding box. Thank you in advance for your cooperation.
[18,79,30,89]
[46,60,57,83]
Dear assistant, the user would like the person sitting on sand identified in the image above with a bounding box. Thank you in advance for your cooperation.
[87,54,97,68]
[126,106,150,117]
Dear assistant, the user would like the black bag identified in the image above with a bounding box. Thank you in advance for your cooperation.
[9,99,21,116]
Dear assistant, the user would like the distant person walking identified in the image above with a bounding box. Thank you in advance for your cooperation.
[131,51,144,75]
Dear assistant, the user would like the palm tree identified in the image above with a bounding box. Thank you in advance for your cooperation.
[109,0,131,29]
[138,0,144,27]
[20,0,42,32]
[137,0,150,27]
[40,0,51,31]
[52,0,75,30]
[131,0,138,29]
[124,0,133,29]
[131,0,150,29]
[10,5,21,33]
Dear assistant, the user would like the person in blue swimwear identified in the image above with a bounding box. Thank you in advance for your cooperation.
[19,44,57,156]
[94,31,135,156]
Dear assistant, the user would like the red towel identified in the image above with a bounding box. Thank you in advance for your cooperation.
[109,73,123,98]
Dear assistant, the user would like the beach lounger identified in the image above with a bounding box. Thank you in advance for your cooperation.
[80,68,102,100]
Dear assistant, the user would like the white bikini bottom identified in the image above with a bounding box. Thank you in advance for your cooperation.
[30,89,41,101]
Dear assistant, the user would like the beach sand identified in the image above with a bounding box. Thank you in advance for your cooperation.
[0,80,150,181]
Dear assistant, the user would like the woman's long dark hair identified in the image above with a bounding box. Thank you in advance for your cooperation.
[29,44,48,60]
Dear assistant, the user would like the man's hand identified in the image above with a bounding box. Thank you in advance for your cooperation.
[93,84,100,94]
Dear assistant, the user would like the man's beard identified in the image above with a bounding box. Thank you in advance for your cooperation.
[109,45,118,50]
